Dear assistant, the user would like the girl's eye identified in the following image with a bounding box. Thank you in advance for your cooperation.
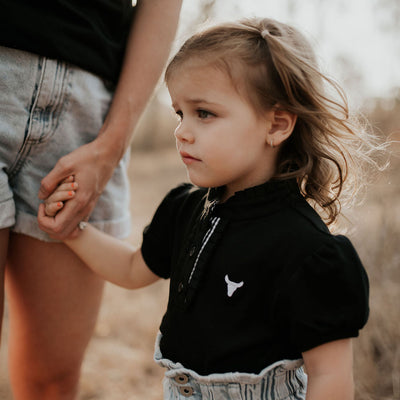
[175,110,183,120]
[197,109,213,119]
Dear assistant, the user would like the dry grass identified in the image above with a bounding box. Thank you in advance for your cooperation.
[351,146,400,400]
[0,138,399,399]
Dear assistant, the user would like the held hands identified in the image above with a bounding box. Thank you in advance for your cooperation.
[37,138,118,240]
[43,175,77,217]
[38,175,83,238]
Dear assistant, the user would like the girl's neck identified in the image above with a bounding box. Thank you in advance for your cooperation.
[220,170,277,203]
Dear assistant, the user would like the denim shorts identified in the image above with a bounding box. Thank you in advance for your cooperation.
[0,46,131,241]
[154,334,307,400]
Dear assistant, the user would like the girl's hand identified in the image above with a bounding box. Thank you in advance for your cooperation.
[44,176,78,217]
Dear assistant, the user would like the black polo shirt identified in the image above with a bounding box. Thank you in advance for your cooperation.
[0,0,135,84]
[141,180,369,376]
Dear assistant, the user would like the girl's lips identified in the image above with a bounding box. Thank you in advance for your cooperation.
[179,151,200,165]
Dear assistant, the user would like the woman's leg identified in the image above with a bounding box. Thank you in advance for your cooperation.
[0,229,9,344]
[5,233,105,400]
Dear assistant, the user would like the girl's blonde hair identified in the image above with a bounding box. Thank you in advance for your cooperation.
[166,18,382,225]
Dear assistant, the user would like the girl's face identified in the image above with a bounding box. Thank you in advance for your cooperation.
[168,63,277,201]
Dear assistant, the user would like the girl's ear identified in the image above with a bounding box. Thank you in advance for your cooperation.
[266,109,297,147]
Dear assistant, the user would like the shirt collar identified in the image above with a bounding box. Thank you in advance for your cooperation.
[209,179,302,219]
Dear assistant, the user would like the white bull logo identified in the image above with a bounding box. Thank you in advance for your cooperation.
[224,275,244,297]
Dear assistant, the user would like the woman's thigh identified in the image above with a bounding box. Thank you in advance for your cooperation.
[0,229,9,337]
[5,232,104,378]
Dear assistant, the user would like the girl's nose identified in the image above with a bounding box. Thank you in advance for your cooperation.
[174,122,194,143]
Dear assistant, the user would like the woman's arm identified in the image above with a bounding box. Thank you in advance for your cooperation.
[38,0,183,239]
[303,338,354,400]
[96,0,183,160]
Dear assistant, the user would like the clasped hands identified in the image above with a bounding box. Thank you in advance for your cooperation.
[37,140,116,240]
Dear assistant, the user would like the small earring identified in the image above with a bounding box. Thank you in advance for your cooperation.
[270,139,274,148]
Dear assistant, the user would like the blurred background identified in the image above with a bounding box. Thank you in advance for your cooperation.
[1,0,399,399]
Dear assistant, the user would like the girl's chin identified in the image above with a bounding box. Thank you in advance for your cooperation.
[187,175,220,189]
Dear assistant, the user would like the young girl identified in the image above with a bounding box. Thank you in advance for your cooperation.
[40,17,377,400]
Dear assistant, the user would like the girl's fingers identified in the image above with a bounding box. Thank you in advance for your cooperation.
[42,176,78,217]
[45,200,64,217]
[58,181,78,192]
[63,175,75,183]
[46,189,76,204]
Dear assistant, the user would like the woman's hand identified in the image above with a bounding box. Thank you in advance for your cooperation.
[38,137,117,239]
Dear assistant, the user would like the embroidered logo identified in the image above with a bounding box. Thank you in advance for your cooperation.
[225,275,244,297]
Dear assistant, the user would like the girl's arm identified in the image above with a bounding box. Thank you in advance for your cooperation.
[64,224,160,290]
[302,338,354,400]
[38,186,159,289]
[39,183,160,289]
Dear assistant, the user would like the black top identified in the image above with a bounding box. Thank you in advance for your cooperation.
[0,0,135,84]
[141,180,369,375]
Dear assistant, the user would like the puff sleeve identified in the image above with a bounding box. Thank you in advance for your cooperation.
[277,235,369,353]
[141,183,193,279]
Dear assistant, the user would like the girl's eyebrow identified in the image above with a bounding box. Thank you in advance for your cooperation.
[172,98,220,108]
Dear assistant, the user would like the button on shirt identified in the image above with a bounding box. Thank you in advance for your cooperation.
[141,180,369,376]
